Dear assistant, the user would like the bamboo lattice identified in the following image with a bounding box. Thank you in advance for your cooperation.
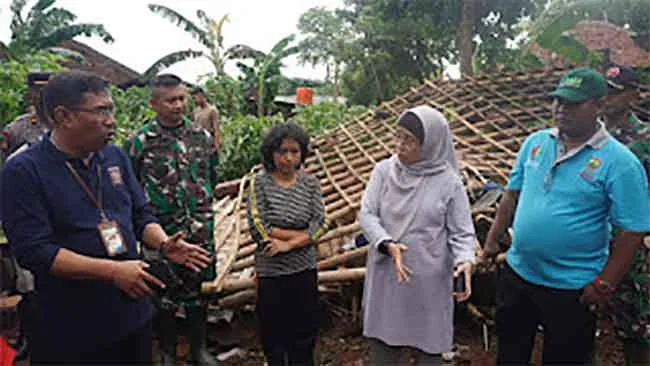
[203,67,650,307]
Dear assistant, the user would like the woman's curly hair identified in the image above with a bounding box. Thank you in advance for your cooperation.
[260,122,310,172]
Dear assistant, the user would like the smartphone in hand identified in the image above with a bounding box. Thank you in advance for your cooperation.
[453,274,466,293]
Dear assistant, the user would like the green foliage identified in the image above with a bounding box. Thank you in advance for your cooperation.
[236,35,300,116]
[291,102,368,136]
[297,7,353,92]
[277,76,328,97]
[148,4,211,48]
[4,0,113,59]
[523,0,650,65]
[200,74,246,119]
[219,114,284,180]
[146,5,260,78]
[110,86,155,146]
[143,50,204,79]
[297,0,539,105]
[470,0,540,71]
[218,103,369,181]
[0,51,63,126]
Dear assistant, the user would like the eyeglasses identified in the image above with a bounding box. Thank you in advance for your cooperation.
[394,132,418,149]
[69,106,115,117]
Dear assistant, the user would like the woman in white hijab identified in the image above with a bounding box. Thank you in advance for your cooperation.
[359,106,475,365]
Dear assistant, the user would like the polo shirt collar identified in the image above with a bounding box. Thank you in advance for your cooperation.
[548,122,609,149]
[43,132,105,165]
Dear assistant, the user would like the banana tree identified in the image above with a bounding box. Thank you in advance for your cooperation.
[236,35,300,117]
[144,4,262,79]
[1,0,113,60]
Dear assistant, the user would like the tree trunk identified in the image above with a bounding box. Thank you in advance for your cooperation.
[459,0,476,77]
[334,63,341,98]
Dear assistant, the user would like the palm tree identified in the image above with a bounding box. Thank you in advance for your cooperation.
[1,0,113,59]
[144,4,262,79]
[236,35,300,117]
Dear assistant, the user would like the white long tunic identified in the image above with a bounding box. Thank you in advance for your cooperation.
[359,160,476,354]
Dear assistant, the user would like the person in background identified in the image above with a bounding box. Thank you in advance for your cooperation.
[1,71,211,364]
[602,64,650,366]
[483,68,650,365]
[191,87,221,150]
[359,106,475,366]
[125,74,219,366]
[247,122,328,366]
[1,72,52,162]
[0,72,53,362]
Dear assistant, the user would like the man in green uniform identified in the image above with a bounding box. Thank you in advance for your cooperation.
[603,64,649,366]
[124,74,218,366]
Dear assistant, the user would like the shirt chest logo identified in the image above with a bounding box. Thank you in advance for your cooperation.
[107,166,123,186]
[526,145,542,168]
[579,157,602,182]
[530,146,542,160]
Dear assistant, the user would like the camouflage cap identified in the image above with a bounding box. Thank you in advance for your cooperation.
[604,64,639,92]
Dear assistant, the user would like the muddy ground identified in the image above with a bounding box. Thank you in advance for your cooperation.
[174,301,624,365]
[7,290,624,365]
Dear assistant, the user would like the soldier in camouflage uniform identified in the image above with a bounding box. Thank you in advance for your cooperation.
[124,74,218,366]
[603,65,650,366]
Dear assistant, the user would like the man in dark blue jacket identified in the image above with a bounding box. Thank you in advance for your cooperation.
[0,71,212,364]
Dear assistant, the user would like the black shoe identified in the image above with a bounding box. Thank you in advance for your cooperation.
[158,309,177,366]
[186,306,218,366]
[11,333,29,361]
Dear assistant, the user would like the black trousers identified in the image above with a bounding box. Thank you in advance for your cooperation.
[496,263,596,365]
[257,269,319,366]
[30,321,153,365]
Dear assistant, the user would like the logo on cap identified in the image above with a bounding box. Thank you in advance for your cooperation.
[562,77,583,89]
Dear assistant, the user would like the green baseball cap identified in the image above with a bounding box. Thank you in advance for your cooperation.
[550,67,607,103]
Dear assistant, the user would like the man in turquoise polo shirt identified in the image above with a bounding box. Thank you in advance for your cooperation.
[483,68,650,365]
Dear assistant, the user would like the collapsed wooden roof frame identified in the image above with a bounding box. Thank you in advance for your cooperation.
[202,67,650,307]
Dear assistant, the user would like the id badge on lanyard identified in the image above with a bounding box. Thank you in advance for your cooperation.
[98,219,127,257]
[65,161,128,257]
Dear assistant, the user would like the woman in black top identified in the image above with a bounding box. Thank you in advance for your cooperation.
[247,123,327,366]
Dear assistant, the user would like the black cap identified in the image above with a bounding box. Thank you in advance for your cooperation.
[27,72,54,89]
[604,64,639,92]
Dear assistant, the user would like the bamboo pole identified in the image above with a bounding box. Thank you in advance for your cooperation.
[214,268,368,295]
[317,247,368,270]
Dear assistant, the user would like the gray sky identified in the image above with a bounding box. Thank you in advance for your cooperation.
[0,0,345,83]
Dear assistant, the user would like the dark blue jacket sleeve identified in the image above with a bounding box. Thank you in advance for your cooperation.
[1,160,60,276]
[118,147,158,241]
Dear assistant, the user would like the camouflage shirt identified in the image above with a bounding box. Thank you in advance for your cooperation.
[607,112,650,344]
[124,119,218,287]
